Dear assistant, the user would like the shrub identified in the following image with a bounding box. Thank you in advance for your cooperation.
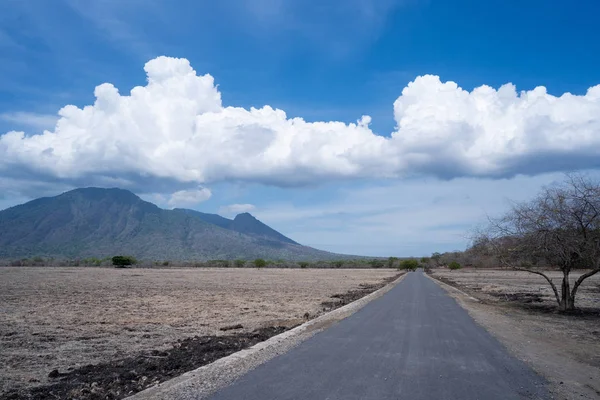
[162,261,169,266]
[333,260,344,268]
[369,259,385,269]
[254,258,267,268]
[448,261,462,270]
[299,261,309,269]
[399,259,419,271]
[387,257,399,268]
[83,257,102,266]
[234,259,246,268]
[112,255,137,268]
[420,257,430,264]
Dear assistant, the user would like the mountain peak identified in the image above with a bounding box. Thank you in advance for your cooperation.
[233,212,256,220]
[231,212,297,245]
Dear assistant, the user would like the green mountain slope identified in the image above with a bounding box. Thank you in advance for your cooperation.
[0,188,343,261]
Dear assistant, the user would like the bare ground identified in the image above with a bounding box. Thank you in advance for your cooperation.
[0,267,399,399]
[429,268,600,400]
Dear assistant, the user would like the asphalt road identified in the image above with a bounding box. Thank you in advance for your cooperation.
[209,270,549,400]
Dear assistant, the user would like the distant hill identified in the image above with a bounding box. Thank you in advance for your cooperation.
[0,188,345,261]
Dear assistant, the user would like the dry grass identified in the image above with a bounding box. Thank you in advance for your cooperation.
[432,268,600,309]
[0,267,398,394]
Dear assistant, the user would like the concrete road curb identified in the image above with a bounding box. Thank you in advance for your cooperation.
[424,272,480,302]
[127,272,407,400]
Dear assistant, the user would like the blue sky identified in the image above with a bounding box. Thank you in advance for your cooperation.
[2,0,600,256]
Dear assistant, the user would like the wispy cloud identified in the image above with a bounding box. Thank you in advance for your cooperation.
[236,0,406,57]
[0,112,58,131]
[63,0,159,60]
[253,174,571,256]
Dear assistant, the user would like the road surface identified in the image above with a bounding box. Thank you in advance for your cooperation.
[209,270,549,400]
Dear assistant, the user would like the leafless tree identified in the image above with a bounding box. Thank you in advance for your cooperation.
[473,173,600,311]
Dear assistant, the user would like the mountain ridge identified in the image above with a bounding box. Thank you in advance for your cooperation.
[0,187,344,261]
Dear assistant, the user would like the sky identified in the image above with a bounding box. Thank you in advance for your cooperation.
[1,0,600,256]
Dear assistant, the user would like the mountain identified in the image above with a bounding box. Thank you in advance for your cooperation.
[0,188,343,261]
[178,209,298,245]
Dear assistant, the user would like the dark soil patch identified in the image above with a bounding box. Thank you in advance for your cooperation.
[219,324,243,331]
[488,292,544,303]
[3,326,288,400]
[321,274,401,311]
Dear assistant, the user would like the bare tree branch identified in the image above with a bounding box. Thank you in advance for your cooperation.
[571,267,600,302]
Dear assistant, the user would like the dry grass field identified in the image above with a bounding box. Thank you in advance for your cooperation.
[431,268,600,309]
[429,268,600,399]
[0,267,398,398]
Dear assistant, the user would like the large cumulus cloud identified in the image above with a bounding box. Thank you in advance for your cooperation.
[2,56,600,198]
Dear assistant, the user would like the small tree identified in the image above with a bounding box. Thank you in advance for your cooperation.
[399,259,419,271]
[112,256,136,268]
[234,259,246,268]
[475,173,600,311]
[254,258,267,268]
[448,261,462,270]
[388,257,399,268]
[431,252,442,266]
[299,261,309,269]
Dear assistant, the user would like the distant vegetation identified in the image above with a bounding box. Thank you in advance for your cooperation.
[2,256,433,269]
[399,259,419,271]
[111,256,137,268]
[448,261,462,270]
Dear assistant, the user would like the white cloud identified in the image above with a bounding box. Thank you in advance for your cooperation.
[218,203,256,216]
[2,56,600,199]
[167,187,212,208]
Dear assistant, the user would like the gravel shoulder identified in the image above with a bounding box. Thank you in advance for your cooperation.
[427,268,600,400]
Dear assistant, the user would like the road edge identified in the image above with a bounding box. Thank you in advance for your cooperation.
[423,272,480,302]
[127,272,408,400]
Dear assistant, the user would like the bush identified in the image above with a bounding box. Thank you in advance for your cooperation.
[112,255,137,268]
[254,258,267,268]
[387,257,398,268]
[420,257,430,264]
[369,259,386,269]
[399,259,419,271]
[234,259,246,268]
[448,261,462,270]
[162,261,169,266]
[299,261,309,269]
[332,260,344,268]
